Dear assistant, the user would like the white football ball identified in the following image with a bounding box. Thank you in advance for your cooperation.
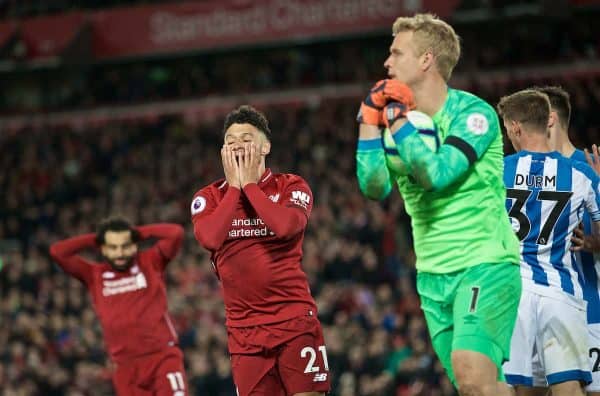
[382,110,440,176]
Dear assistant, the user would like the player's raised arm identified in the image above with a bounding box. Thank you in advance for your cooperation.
[239,143,311,238]
[385,99,499,192]
[137,223,184,262]
[49,233,97,282]
[356,124,394,200]
[585,144,600,175]
[191,188,240,252]
[355,81,401,200]
[243,183,310,238]
[192,145,241,251]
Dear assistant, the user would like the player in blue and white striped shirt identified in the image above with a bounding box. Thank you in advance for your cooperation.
[498,89,600,396]
[538,85,600,395]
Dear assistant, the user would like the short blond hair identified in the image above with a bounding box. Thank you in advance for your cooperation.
[497,89,550,133]
[392,13,460,81]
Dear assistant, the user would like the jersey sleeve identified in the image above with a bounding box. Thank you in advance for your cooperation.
[583,170,600,223]
[49,234,96,284]
[392,101,500,191]
[242,175,311,239]
[282,175,313,216]
[191,185,240,251]
[355,138,393,200]
[137,223,184,271]
[445,102,500,162]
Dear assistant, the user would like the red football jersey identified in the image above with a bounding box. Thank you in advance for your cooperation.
[191,169,317,327]
[49,224,183,363]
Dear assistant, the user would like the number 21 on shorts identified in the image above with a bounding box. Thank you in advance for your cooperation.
[301,345,329,374]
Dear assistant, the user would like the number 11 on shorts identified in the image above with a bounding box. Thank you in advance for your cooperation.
[166,371,185,391]
[301,345,329,373]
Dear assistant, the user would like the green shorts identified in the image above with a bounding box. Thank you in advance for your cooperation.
[417,262,521,385]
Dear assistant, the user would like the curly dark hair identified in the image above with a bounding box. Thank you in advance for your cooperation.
[223,105,271,138]
[95,216,140,245]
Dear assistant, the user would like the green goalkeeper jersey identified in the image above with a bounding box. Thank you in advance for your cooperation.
[356,88,519,274]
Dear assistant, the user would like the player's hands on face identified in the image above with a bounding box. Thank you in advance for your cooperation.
[585,144,600,176]
[238,143,261,188]
[221,145,241,189]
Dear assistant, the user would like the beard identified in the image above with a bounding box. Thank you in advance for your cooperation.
[105,255,135,272]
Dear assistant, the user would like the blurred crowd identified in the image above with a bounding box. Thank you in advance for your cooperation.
[0,99,450,395]
[1,8,599,114]
[477,75,600,151]
[1,73,599,394]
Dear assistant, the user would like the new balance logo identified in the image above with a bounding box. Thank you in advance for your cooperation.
[269,193,280,202]
[313,373,328,382]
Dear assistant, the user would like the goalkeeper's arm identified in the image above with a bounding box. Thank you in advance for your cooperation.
[391,120,471,191]
[356,124,393,200]
[386,104,497,192]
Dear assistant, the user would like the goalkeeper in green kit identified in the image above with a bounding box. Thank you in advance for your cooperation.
[355,14,521,395]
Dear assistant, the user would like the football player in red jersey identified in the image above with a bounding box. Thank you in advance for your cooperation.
[191,105,330,396]
[49,218,188,396]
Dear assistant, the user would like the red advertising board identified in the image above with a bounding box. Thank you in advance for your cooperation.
[2,0,460,61]
[91,0,459,59]
[20,12,86,59]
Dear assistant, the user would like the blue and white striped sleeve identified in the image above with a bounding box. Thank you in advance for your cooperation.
[578,164,600,222]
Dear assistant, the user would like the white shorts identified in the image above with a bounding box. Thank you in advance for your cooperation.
[587,323,600,392]
[503,289,591,387]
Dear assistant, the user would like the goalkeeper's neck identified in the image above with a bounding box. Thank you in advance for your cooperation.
[411,74,448,118]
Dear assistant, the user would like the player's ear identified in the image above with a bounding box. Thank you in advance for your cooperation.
[512,121,522,136]
[548,111,557,129]
[261,140,271,156]
[421,50,434,72]
[507,120,521,136]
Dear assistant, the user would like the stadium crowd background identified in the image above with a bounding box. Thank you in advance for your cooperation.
[1,1,600,395]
